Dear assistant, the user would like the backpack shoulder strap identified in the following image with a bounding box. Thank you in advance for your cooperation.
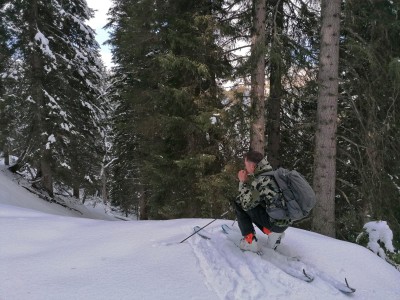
[260,168,289,192]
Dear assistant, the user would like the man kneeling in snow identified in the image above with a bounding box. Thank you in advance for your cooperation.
[235,150,289,252]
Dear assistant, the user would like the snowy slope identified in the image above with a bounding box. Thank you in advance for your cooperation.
[1,164,400,300]
[0,164,116,220]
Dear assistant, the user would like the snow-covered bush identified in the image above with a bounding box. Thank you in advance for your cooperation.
[357,221,400,271]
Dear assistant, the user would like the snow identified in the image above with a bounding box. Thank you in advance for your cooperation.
[34,31,56,60]
[1,161,400,300]
[362,221,395,258]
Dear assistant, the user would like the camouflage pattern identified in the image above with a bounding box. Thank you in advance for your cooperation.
[235,156,280,211]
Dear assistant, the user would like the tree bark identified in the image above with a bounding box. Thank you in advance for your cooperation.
[250,0,267,155]
[73,183,80,199]
[138,185,148,220]
[102,167,108,204]
[40,156,53,197]
[29,0,53,197]
[311,0,341,238]
[4,145,9,165]
[267,0,283,169]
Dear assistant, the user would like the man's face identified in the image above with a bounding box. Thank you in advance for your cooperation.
[244,158,256,174]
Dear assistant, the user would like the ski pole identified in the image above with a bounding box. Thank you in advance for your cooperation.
[180,210,229,243]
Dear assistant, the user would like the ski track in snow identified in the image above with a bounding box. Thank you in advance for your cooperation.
[2,163,400,300]
[188,223,351,300]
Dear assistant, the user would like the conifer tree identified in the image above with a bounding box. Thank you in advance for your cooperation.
[0,3,8,87]
[266,0,284,168]
[312,0,341,238]
[3,0,105,196]
[337,0,400,241]
[249,0,267,154]
[224,0,320,173]
[107,0,233,218]
[0,3,10,164]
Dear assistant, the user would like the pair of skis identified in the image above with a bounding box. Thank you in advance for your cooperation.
[192,225,356,294]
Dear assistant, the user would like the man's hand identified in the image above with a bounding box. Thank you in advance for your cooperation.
[238,170,248,182]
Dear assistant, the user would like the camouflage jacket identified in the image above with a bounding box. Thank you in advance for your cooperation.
[235,156,280,211]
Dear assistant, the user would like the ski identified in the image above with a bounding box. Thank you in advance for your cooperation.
[221,224,312,282]
[221,224,356,293]
[314,271,356,294]
[193,226,211,240]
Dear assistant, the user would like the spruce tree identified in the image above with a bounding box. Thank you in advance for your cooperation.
[312,0,341,238]
[107,0,233,218]
[0,3,8,88]
[249,0,267,154]
[0,3,10,163]
[337,0,400,242]
[3,0,105,196]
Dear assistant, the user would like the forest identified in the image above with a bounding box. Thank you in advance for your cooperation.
[1,0,400,255]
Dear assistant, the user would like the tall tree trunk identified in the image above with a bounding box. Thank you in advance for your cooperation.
[138,185,148,220]
[250,0,267,155]
[29,0,53,197]
[267,0,283,169]
[4,145,9,165]
[102,167,108,204]
[73,182,80,199]
[40,155,53,197]
[312,0,341,237]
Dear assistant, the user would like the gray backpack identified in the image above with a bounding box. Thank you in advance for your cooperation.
[261,168,316,221]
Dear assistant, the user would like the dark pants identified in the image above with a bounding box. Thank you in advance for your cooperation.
[234,202,287,236]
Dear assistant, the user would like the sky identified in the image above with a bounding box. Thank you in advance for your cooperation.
[1,160,400,299]
[85,0,113,69]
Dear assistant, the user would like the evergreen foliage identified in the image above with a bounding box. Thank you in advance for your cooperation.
[266,1,320,177]
[337,0,400,241]
[0,0,399,246]
[0,2,14,163]
[107,0,235,218]
[0,3,9,89]
[1,0,106,197]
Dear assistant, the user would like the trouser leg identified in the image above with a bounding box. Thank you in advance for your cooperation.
[234,202,255,236]
[245,205,276,232]
[235,202,287,235]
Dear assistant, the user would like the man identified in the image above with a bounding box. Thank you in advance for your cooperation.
[235,150,289,252]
